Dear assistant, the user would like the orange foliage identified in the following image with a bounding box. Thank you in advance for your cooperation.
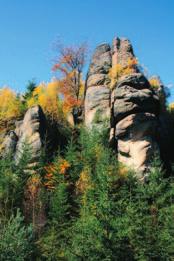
[127,57,138,67]
[27,174,41,198]
[44,159,70,190]
[59,159,71,174]
[59,75,85,113]
[27,77,85,119]
[52,42,87,111]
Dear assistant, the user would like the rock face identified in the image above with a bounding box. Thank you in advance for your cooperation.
[116,113,159,176]
[112,37,137,68]
[113,73,159,123]
[1,106,48,230]
[2,105,47,168]
[113,73,160,178]
[15,105,47,165]
[1,131,18,155]
[85,43,112,127]
[85,37,160,178]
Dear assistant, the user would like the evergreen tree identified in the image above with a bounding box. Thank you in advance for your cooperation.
[0,210,33,261]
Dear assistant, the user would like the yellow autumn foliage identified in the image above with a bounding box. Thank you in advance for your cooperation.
[76,169,91,194]
[109,57,138,89]
[109,64,123,88]
[118,163,129,178]
[149,78,160,89]
[0,87,22,121]
[169,102,174,112]
[27,81,64,121]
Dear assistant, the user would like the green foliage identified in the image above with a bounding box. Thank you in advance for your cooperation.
[37,182,71,260]
[23,80,37,101]
[0,209,33,261]
[0,145,31,221]
[93,109,110,128]
[49,182,70,225]
[1,127,174,260]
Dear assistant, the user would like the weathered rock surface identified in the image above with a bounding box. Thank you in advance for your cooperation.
[116,113,159,178]
[0,106,48,229]
[112,37,137,68]
[113,73,160,178]
[1,105,47,168]
[1,130,18,155]
[113,73,159,123]
[15,105,47,165]
[85,37,161,177]
[85,43,112,128]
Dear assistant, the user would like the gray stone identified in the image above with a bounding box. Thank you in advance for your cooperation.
[85,43,112,128]
[116,113,159,178]
[15,105,46,164]
[84,37,161,177]
[113,73,159,122]
[85,86,110,128]
[1,131,18,155]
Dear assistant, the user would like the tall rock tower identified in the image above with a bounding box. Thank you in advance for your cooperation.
[85,43,112,127]
[85,37,160,179]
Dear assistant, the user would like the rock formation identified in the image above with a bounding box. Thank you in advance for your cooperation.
[85,43,112,127]
[2,105,47,168]
[85,37,160,179]
[0,37,167,179]
[1,105,48,230]
[114,73,160,177]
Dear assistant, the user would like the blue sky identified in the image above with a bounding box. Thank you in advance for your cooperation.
[0,0,174,101]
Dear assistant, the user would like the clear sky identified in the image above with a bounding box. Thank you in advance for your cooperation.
[0,0,174,101]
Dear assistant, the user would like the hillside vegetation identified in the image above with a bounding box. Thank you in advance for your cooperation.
[1,39,174,260]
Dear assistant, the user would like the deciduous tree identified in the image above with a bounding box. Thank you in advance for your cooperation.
[52,41,87,116]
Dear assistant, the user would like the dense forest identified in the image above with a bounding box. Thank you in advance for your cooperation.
[1,39,174,260]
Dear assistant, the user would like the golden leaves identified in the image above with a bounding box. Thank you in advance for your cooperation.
[0,87,22,120]
[109,57,138,89]
[76,169,91,194]
[27,80,64,122]
[149,78,160,89]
